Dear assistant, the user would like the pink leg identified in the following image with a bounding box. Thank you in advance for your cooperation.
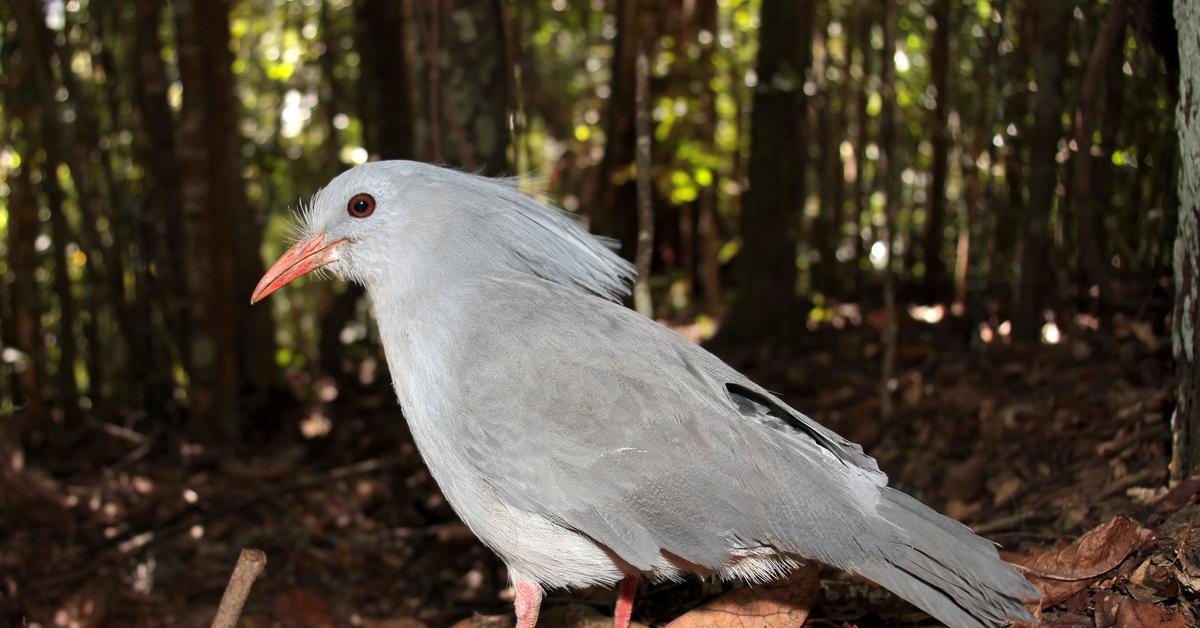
[613,575,638,628]
[514,580,543,628]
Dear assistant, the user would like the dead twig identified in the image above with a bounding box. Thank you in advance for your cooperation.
[211,548,267,628]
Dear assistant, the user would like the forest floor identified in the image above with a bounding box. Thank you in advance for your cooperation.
[2,302,1197,627]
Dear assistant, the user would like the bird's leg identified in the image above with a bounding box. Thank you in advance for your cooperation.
[514,580,543,628]
[613,575,639,628]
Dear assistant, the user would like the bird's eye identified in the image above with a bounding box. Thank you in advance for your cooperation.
[347,193,375,218]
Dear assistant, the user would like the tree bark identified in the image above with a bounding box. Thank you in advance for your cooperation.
[1015,0,1071,343]
[1172,0,1200,479]
[922,0,952,303]
[717,0,815,347]
[426,0,511,173]
[174,0,243,437]
[355,0,416,161]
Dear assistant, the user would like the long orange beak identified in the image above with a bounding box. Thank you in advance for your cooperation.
[250,233,347,304]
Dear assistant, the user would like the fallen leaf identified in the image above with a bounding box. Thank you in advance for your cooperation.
[666,563,820,627]
[1092,591,1126,628]
[1013,516,1152,606]
[1114,597,1188,627]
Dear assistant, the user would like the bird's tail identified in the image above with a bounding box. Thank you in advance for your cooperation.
[856,488,1038,628]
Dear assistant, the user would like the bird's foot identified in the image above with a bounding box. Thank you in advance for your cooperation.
[613,575,638,628]
[514,580,542,628]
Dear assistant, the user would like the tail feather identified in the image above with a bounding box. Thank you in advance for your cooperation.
[857,488,1038,628]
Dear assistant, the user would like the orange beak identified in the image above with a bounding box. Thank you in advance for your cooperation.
[250,233,347,304]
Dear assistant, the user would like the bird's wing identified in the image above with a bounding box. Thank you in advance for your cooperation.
[448,276,889,572]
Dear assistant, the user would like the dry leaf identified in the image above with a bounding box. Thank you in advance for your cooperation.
[1114,597,1188,627]
[666,563,820,627]
[1014,516,1152,606]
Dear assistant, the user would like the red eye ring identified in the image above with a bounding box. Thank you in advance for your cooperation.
[348,193,375,218]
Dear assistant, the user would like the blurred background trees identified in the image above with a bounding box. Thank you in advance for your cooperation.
[2,1,1198,625]
[0,0,1185,454]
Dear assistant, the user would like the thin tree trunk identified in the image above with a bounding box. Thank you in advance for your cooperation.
[0,111,46,417]
[696,0,721,316]
[633,45,654,318]
[1171,0,1200,479]
[38,146,83,421]
[812,4,836,297]
[590,0,662,256]
[922,0,952,303]
[850,5,874,300]
[1015,0,1071,343]
[959,1,1001,314]
[994,1,1031,300]
[1072,0,1131,309]
[829,12,851,301]
[879,0,900,418]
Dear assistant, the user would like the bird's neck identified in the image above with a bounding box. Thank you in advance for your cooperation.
[365,275,475,418]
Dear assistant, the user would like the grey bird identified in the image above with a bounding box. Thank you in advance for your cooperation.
[252,161,1038,628]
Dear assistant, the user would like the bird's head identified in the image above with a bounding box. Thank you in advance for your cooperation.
[251,160,634,304]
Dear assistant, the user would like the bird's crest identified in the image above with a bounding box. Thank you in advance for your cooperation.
[454,171,636,301]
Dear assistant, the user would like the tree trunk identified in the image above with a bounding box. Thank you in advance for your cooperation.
[426,0,511,174]
[128,0,190,382]
[174,0,243,438]
[633,45,654,317]
[355,0,416,161]
[590,0,663,256]
[696,0,721,315]
[1015,0,1071,343]
[922,0,952,303]
[1172,0,1200,479]
[717,0,815,347]
[1072,0,1130,309]
[879,0,900,418]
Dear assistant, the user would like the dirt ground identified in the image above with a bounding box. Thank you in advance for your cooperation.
[2,303,1196,627]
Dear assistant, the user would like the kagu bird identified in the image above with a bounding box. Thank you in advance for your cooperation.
[252,161,1037,628]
